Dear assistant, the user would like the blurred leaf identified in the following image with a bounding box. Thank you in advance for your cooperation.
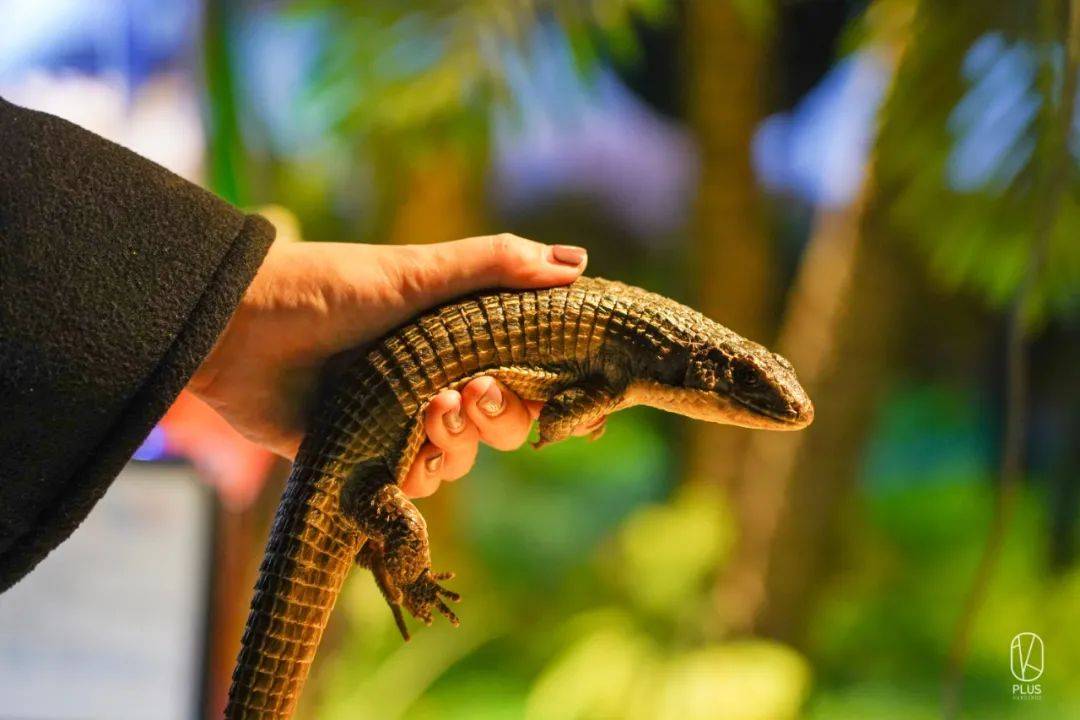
[526,611,809,720]
[613,483,734,618]
[873,0,1080,323]
[806,682,942,720]
[461,408,670,589]
[861,382,994,495]
[407,673,529,720]
[524,611,656,720]
[648,642,810,720]
[299,0,666,146]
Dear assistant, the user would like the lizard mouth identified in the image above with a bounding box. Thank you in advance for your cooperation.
[621,382,813,430]
[718,394,813,431]
[740,398,814,430]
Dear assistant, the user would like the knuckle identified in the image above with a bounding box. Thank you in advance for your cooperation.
[488,233,529,270]
[461,379,492,406]
[489,232,515,257]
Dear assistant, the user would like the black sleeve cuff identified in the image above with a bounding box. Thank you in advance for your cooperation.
[0,97,275,590]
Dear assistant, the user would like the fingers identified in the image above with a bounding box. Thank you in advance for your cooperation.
[422,390,479,481]
[401,379,607,499]
[401,390,478,498]
[460,377,535,451]
[524,400,543,421]
[401,379,539,498]
[401,444,447,499]
[399,234,588,311]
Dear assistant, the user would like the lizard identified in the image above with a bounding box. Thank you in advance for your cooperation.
[225,276,814,719]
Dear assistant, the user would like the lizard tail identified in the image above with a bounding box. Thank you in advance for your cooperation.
[225,456,362,719]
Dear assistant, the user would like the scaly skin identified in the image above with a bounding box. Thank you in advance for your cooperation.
[225,276,813,718]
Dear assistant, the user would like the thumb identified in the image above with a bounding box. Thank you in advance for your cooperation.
[406,234,587,308]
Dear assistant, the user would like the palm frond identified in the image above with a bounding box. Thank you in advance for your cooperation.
[874,0,1080,323]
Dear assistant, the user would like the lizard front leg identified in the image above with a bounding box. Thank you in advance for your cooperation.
[533,375,626,449]
[342,461,459,640]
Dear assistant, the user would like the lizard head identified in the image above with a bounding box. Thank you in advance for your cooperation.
[678,340,814,430]
[584,277,813,431]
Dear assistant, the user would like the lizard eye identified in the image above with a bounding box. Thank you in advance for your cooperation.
[733,362,760,388]
[706,347,728,369]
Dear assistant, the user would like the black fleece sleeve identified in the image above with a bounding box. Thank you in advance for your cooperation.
[0,97,274,590]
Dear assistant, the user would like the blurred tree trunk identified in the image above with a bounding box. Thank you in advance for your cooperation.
[712,192,868,635]
[734,202,916,642]
[685,1,774,493]
[388,147,482,246]
[714,5,914,638]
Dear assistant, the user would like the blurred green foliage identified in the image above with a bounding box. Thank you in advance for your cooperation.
[299,0,668,147]
[310,430,813,720]
[279,0,671,241]
[875,0,1080,324]
[807,475,1080,719]
[213,0,1080,717]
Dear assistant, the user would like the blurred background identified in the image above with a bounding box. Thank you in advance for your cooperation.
[0,1,1078,718]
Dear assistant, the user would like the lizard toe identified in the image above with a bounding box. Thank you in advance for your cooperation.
[402,568,461,628]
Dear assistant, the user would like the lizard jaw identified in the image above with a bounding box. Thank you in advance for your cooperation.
[620,381,813,430]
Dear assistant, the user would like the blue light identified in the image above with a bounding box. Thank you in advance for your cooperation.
[132,425,169,462]
[948,34,1040,193]
[751,52,889,208]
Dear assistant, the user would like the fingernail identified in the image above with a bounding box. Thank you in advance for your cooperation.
[444,408,465,434]
[478,383,504,417]
[551,245,587,266]
[425,452,443,474]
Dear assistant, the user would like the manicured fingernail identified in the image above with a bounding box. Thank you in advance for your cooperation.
[425,452,443,473]
[444,408,465,434]
[551,245,587,266]
[478,383,504,416]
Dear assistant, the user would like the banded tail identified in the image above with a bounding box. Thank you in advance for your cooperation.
[225,457,361,719]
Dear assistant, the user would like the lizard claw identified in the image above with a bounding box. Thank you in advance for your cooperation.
[401,568,461,630]
[389,602,410,641]
[356,543,459,639]
[436,599,460,626]
[584,416,607,442]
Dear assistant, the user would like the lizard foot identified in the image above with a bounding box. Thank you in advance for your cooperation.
[357,542,460,641]
[531,416,607,449]
[531,379,621,449]
[402,569,461,630]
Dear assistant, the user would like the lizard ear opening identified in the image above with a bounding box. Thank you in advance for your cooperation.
[685,346,728,392]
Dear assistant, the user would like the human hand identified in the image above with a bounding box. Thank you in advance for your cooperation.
[187,233,588,497]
